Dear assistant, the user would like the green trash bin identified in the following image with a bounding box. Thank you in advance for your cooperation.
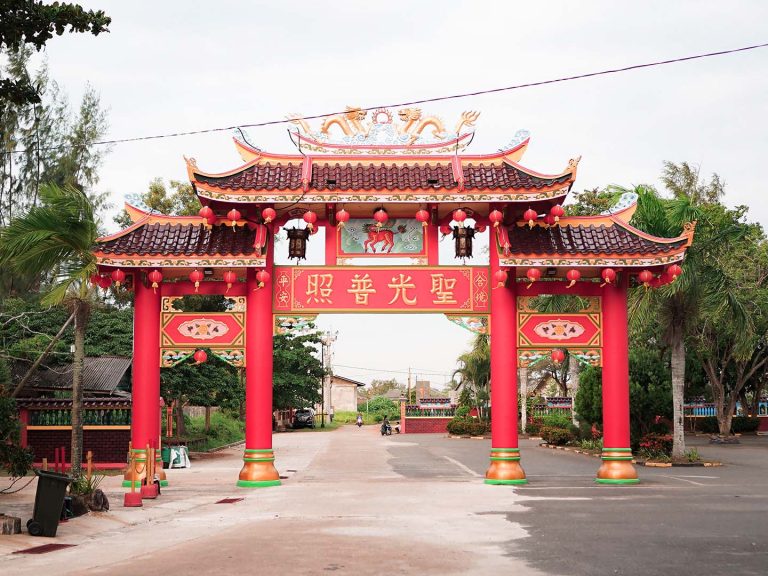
[161,446,171,469]
[27,469,73,537]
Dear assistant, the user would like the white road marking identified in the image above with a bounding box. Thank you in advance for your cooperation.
[443,456,482,477]
[662,475,706,485]
[674,475,719,479]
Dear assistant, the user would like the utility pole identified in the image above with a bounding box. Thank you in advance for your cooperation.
[407,367,412,405]
[320,330,338,427]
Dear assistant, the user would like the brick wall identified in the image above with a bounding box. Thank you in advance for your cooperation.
[403,417,452,434]
[27,429,130,464]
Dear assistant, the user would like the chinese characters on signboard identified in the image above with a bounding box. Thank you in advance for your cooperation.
[273,267,489,313]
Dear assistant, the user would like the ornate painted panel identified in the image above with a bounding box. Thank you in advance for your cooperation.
[337,218,426,258]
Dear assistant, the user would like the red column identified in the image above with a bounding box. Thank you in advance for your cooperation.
[123,271,160,487]
[238,231,280,487]
[325,222,337,266]
[485,251,526,484]
[426,222,439,266]
[597,273,639,484]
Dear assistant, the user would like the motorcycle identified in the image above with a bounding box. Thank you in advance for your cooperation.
[381,421,392,436]
[356,416,363,428]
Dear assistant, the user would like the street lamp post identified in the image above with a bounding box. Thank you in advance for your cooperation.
[319,330,338,428]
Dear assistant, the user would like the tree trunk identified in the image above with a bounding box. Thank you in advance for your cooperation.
[568,355,580,425]
[12,312,75,397]
[70,301,88,477]
[718,396,736,436]
[670,328,686,459]
[176,396,186,437]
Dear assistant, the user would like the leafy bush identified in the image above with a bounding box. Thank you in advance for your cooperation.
[695,416,759,434]
[455,405,470,418]
[525,421,541,435]
[186,411,245,450]
[576,438,603,451]
[685,448,701,462]
[468,421,489,436]
[447,418,470,436]
[637,433,673,460]
[541,412,573,429]
[0,394,34,477]
[540,426,573,446]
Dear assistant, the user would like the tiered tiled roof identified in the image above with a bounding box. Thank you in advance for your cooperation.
[192,161,572,192]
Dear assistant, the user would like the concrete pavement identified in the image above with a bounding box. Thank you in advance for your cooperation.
[2,428,767,575]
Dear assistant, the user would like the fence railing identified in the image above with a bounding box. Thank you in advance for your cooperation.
[27,408,131,427]
[405,406,456,418]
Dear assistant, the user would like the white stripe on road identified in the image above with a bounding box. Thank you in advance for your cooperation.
[662,475,706,485]
[444,456,482,478]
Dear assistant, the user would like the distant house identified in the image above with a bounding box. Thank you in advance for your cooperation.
[328,374,366,412]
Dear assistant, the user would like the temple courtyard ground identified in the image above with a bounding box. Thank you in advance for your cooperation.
[1,427,766,576]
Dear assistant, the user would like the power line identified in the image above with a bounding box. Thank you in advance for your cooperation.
[2,41,767,157]
[334,363,453,378]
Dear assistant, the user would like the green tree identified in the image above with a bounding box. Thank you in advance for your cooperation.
[114,179,199,227]
[0,0,110,105]
[273,331,323,410]
[453,332,490,421]
[0,183,98,476]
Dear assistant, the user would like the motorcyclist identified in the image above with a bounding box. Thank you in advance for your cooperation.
[381,416,392,436]
[356,413,363,427]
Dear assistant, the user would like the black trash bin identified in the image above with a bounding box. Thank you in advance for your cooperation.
[27,468,73,537]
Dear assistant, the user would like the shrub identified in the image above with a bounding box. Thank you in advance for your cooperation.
[447,418,470,436]
[577,438,603,451]
[638,433,673,459]
[541,412,572,429]
[468,421,489,436]
[525,421,541,435]
[685,448,700,462]
[540,426,573,446]
[695,416,759,434]
[455,405,470,418]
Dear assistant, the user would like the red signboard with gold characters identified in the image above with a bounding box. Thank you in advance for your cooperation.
[273,266,489,313]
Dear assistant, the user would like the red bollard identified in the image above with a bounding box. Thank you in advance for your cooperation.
[123,449,143,507]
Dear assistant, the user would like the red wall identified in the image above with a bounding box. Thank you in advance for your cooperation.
[27,429,130,465]
[403,417,452,434]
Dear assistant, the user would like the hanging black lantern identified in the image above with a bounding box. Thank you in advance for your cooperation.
[287,227,310,260]
[453,226,475,258]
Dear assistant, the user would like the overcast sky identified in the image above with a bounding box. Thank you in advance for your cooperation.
[34,1,768,386]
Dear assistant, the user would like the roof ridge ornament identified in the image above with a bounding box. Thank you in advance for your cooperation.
[601,191,639,216]
[286,106,480,154]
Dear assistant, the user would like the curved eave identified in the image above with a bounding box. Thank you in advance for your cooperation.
[93,253,266,269]
[233,134,532,165]
[96,211,211,244]
[193,184,572,204]
[499,249,687,268]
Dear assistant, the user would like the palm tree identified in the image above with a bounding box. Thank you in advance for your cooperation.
[453,332,490,420]
[629,176,743,458]
[0,183,98,476]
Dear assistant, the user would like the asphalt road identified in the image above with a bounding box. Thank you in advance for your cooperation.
[387,433,768,576]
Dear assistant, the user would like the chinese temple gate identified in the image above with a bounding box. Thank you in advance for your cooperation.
[93,107,693,487]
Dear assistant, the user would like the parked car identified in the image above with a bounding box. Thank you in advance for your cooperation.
[292,408,316,429]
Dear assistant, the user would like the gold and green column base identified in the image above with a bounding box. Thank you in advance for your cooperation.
[237,449,281,488]
[595,448,639,484]
[122,448,148,488]
[156,454,168,487]
[484,448,527,485]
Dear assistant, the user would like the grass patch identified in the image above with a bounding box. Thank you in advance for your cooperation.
[186,411,245,451]
[334,411,380,425]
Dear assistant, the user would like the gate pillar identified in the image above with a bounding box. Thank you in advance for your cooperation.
[485,263,527,485]
[596,273,639,484]
[124,272,162,487]
[238,243,281,487]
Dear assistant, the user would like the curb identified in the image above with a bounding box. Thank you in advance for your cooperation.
[538,444,723,467]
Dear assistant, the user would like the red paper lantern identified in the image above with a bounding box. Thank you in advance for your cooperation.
[256,270,270,289]
[89,273,101,287]
[439,224,452,236]
[227,208,241,227]
[601,268,617,286]
[206,215,217,226]
[488,209,503,228]
[303,210,318,231]
[98,275,112,289]
[189,269,204,292]
[198,205,214,221]
[566,269,581,288]
[526,268,542,286]
[415,209,430,227]
[543,213,557,227]
[223,270,237,293]
[148,269,163,293]
[110,268,126,288]
[667,264,683,280]
[551,349,566,364]
[193,350,207,364]
[335,208,350,228]
[638,269,654,287]
[523,208,538,228]
[373,208,388,228]
[550,204,565,223]
[493,269,508,289]
[452,209,467,227]
[261,207,276,223]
